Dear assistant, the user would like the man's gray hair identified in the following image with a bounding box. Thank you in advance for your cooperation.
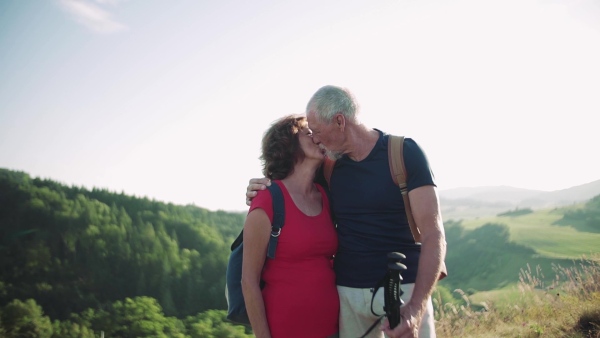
[306,85,359,123]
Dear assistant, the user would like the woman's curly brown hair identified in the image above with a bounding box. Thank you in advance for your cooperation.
[261,115,307,180]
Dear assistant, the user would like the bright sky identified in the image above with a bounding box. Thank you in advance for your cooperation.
[1,0,599,212]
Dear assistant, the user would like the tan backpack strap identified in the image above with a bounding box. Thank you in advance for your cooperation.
[388,135,421,243]
[323,157,336,188]
[388,135,403,187]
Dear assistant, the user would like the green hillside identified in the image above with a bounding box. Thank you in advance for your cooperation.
[439,199,600,296]
[460,205,600,259]
[1,167,598,337]
[0,168,252,337]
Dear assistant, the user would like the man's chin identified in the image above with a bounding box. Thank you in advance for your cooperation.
[326,151,343,161]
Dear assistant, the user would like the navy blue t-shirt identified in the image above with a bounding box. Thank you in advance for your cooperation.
[316,129,436,288]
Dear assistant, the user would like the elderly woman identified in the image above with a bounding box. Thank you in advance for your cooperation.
[241,115,339,338]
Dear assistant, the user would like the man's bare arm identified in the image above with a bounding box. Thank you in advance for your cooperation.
[383,185,446,338]
[408,185,446,307]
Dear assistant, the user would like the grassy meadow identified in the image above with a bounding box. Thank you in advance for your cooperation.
[435,254,600,337]
[457,205,599,259]
[434,202,600,337]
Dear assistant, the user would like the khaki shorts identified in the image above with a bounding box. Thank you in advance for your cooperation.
[337,283,435,338]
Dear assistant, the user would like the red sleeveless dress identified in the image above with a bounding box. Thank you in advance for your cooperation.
[249,181,339,338]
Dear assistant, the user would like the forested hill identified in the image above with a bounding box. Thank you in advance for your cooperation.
[2,167,598,336]
[0,168,246,322]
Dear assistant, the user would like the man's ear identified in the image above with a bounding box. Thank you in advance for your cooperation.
[335,114,345,129]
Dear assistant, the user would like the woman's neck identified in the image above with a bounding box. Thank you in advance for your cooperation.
[281,161,320,195]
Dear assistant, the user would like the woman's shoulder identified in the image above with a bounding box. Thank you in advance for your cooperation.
[248,181,284,221]
[255,180,283,197]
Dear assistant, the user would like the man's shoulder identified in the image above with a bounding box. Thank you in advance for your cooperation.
[374,128,415,140]
[374,129,419,148]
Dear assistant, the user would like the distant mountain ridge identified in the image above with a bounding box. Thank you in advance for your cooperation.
[439,179,600,220]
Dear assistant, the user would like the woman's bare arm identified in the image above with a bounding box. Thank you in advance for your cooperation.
[241,208,272,338]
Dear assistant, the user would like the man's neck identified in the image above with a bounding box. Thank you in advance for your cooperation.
[345,126,379,162]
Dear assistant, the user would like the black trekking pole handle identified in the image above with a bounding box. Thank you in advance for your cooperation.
[385,252,406,329]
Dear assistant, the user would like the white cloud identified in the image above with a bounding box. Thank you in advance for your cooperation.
[59,0,127,33]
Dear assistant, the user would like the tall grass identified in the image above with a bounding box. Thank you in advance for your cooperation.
[434,254,600,338]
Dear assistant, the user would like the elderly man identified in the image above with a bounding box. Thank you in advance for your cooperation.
[246,85,446,338]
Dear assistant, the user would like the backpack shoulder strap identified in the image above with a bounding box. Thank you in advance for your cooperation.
[388,135,421,243]
[323,157,336,188]
[266,182,285,259]
[388,135,405,187]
